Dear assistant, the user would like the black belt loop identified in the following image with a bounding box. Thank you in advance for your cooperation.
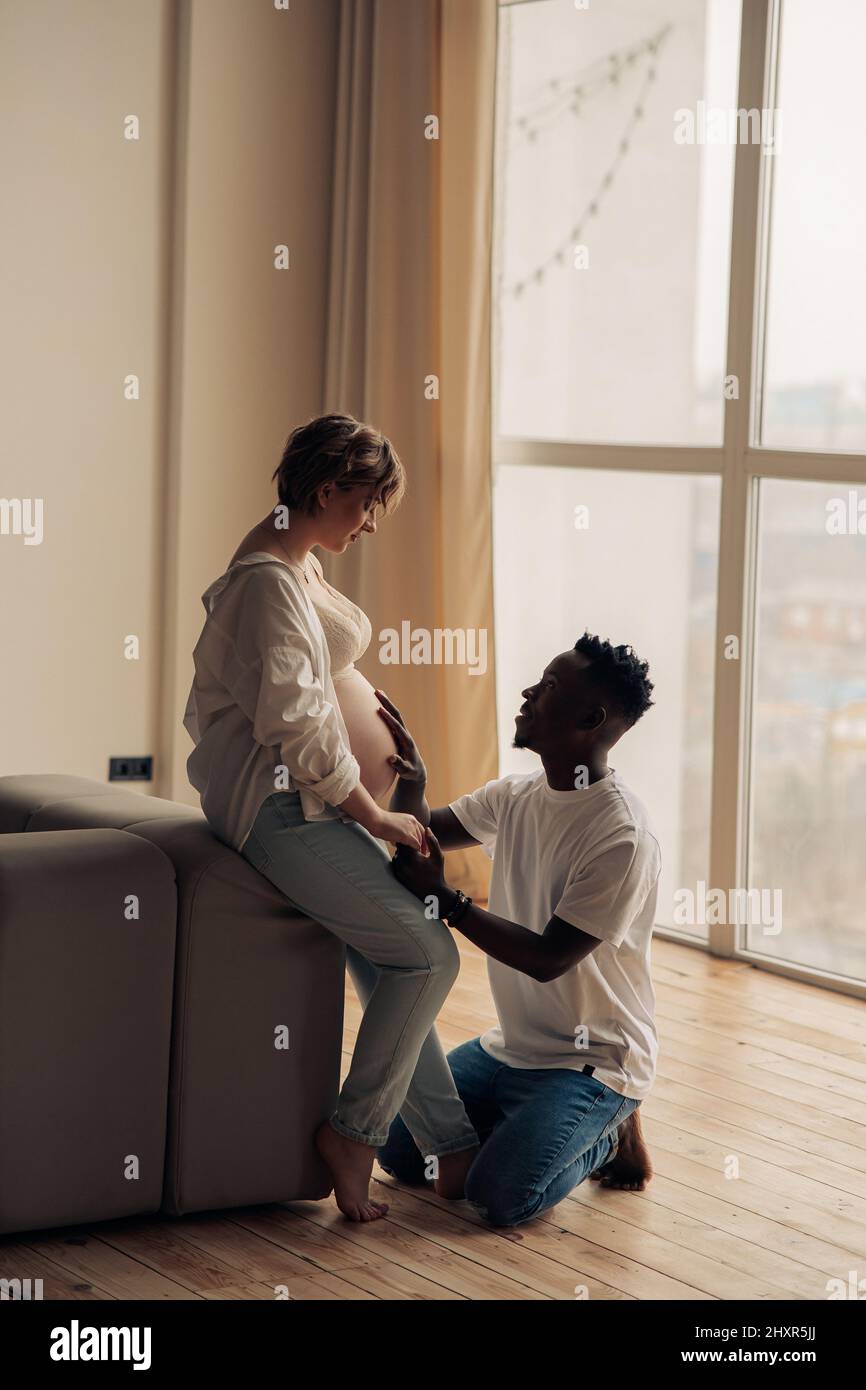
[582,1064,595,1076]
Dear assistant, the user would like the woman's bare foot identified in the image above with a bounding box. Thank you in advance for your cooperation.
[590,1108,652,1192]
[315,1120,389,1221]
[433,1143,481,1199]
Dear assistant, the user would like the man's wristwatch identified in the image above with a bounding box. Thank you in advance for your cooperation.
[444,888,473,926]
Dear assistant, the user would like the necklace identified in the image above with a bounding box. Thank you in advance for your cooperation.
[267,528,311,584]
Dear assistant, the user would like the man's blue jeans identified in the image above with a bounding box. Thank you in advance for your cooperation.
[378,1037,639,1228]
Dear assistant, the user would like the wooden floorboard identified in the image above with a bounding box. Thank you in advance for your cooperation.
[2,938,864,1300]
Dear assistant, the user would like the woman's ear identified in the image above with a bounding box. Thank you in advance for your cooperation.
[316,482,333,509]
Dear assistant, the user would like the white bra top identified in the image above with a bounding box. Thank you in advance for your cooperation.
[305,552,372,675]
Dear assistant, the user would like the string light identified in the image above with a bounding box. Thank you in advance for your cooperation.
[509,23,671,147]
[504,24,672,300]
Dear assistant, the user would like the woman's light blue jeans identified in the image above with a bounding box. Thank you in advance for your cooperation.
[240,791,479,1154]
[378,1037,639,1228]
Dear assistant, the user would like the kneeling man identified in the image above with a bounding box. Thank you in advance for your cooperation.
[378,632,659,1228]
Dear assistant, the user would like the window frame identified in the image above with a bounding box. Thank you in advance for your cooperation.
[493,0,866,998]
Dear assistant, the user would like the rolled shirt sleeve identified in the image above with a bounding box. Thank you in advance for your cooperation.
[253,643,360,805]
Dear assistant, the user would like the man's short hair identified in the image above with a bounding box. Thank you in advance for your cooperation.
[574,632,654,726]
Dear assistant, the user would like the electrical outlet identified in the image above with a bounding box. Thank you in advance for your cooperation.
[108,756,153,782]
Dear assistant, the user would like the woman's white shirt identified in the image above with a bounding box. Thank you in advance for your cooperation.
[183,552,361,850]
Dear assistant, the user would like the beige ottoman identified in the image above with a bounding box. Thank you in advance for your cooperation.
[0,828,176,1234]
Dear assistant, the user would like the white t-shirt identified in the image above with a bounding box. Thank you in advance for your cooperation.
[449,768,661,1100]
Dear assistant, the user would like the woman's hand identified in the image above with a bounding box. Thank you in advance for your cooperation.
[375,689,427,784]
[339,783,427,850]
[374,809,429,853]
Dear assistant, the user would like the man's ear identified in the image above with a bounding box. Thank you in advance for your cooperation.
[586,705,607,732]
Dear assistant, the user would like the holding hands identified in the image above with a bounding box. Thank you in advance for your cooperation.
[392,828,451,907]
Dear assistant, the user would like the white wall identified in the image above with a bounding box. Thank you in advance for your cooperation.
[163,0,340,801]
[0,0,340,797]
[0,0,171,781]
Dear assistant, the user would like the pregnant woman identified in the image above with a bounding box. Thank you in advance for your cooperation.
[183,413,479,1221]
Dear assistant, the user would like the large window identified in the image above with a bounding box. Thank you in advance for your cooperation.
[493,466,720,937]
[747,479,866,980]
[493,0,866,994]
[496,0,740,446]
[757,2,866,451]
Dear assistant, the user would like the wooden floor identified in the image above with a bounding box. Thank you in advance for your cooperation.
[4,937,866,1300]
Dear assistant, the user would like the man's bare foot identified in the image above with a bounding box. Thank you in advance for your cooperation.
[433,1143,481,1199]
[315,1120,389,1221]
[590,1108,652,1192]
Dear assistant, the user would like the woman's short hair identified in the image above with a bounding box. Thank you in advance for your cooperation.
[272,413,405,517]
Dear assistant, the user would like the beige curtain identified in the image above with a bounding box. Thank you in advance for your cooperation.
[324,0,498,898]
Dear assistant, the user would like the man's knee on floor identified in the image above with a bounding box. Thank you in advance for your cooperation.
[464,1168,538,1229]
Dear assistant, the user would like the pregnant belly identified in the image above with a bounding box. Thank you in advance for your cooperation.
[333,668,398,803]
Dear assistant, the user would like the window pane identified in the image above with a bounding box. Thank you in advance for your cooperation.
[494,0,740,446]
[758,0,866,451]
[747,479,866,979]
[493,465,720,933]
